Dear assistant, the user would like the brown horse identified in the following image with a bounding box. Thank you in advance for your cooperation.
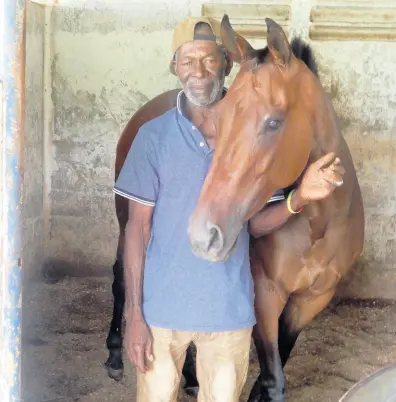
[186,16,365,401]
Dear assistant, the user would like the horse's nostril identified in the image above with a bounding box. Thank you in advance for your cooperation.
[188,216,226,259]
[207,223,224,253]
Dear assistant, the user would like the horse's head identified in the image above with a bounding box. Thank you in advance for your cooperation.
[188,16,321,261]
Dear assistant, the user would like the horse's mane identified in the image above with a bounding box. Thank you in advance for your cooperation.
[256,37,319,77]
[290,37,319,77]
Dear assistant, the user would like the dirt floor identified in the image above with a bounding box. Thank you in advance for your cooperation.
[21,273,396,402]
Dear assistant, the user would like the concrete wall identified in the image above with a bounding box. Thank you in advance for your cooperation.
[23,1,45,280]
[312,42,396,299]
[43,0,396,298]
[48,7,176,275]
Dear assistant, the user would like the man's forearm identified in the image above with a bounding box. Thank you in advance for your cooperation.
[249,188,307,238]
[123,219,150,319]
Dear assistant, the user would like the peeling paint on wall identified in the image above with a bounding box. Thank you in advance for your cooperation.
[23,2,45,280]
[43,1,396,298]
[48,7,179,274]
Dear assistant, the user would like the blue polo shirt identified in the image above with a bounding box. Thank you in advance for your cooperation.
[114,90,285,332]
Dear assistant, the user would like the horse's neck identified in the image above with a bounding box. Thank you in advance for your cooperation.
[309,90,341,163]
[302,90,344,226]
[293,89,340,189]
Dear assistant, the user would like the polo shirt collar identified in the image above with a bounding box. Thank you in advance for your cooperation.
[175,88,228,156]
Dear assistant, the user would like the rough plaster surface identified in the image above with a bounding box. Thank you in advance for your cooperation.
[311,42,396,299]
[47,2,396,298]
[23,1,45,279]
[49,7,179,274]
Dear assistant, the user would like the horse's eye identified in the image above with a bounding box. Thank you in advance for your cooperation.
[265,118,283,132]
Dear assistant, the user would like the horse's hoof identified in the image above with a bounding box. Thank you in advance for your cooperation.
[184,385,199,397]
[104,359,124,382]
[248,396,284,402]
[247,390,285,402]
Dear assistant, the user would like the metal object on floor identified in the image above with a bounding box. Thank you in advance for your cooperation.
[339,364,396,402]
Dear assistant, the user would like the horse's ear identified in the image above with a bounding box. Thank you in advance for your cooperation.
[221,14,256,64]
[265,18,291,66]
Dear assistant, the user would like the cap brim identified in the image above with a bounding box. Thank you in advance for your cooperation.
[169,59,177,75]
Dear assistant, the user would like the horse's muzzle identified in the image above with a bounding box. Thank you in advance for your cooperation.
[187,210,241,262]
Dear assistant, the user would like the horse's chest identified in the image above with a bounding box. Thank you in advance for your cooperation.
[249,214,331,293]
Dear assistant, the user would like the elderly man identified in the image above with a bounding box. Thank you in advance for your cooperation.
[113,16,344,402]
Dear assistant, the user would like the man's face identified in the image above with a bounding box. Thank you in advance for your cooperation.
[174,40,227,107]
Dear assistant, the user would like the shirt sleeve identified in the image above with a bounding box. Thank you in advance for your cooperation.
[267,188,285,204]
[113,127,159,206]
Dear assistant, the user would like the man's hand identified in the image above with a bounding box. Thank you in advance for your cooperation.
[125,312,154,373]
[298,152,345,203]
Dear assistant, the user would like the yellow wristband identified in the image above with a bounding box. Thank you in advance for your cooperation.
[287,189,303,214]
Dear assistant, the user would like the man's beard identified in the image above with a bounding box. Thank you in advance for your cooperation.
[182,75,224,107]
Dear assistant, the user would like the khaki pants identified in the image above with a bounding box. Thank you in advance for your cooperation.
[136,326,252,402]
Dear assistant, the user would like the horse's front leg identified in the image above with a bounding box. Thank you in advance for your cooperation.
[105,204,127,381]
[279,287,336,367]
[248,262,287,402]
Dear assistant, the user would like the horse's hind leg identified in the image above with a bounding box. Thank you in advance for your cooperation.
[182,344,199,397]
[105,195,128,380]
[105,253,125,381]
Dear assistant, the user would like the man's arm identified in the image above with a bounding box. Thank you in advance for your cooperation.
[249,152,345,238]
[114,126,159,318]
[113,126,159,372]
[124,200,154,320]
[249,188,306,238]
